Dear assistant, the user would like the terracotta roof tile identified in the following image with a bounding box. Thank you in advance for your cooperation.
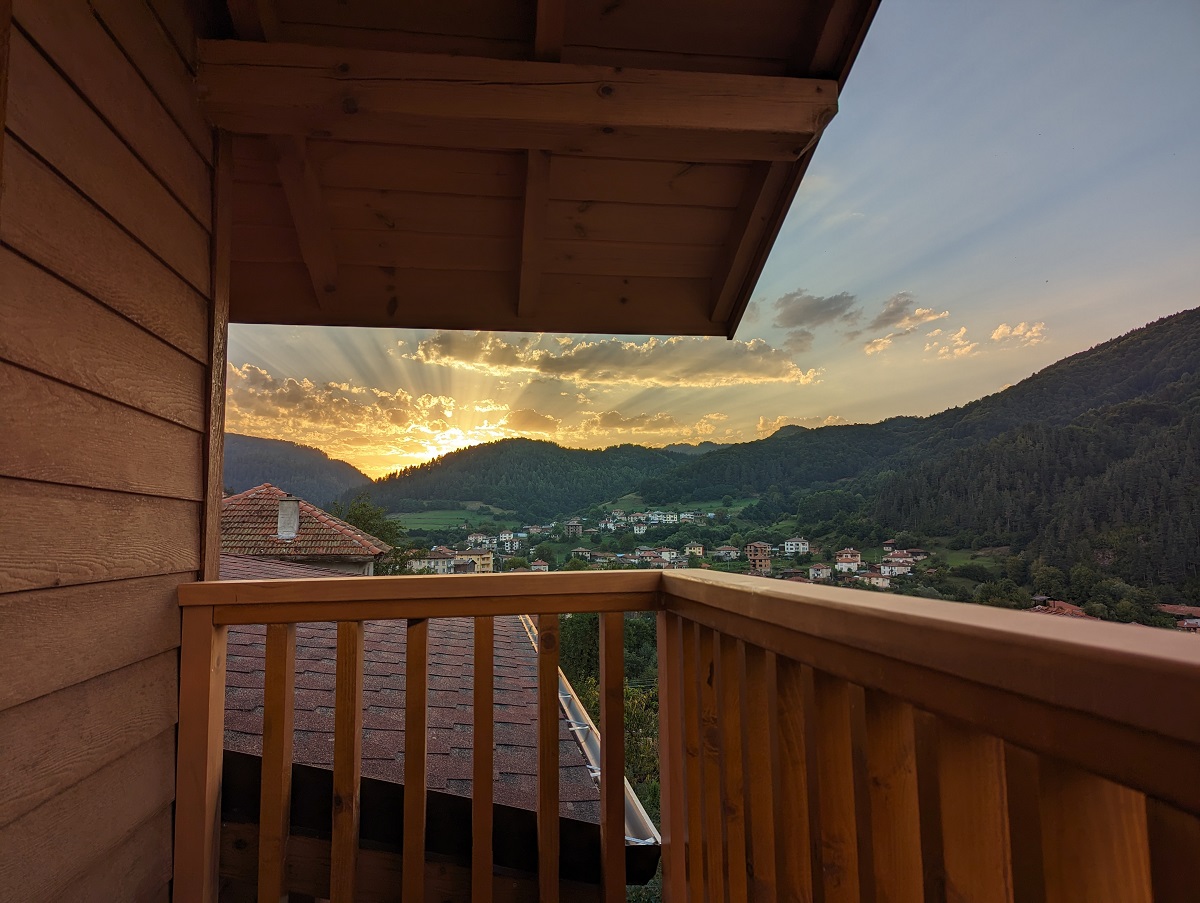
[221,483,391,560]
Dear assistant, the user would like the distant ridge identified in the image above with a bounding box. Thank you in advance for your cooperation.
[223,433,370,507]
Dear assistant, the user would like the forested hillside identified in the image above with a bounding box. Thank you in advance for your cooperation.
[367,439,689,519]
[223,433,370,507]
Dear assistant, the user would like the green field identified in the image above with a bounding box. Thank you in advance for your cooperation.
[390,508,518,531]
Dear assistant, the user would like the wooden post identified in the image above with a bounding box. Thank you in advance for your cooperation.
[812,669,861,903]
[472,616,495,903]
[173,605,228,903]
[680,620,706,903]
[775,657,816,902]
[717,634,749,902]
[599,611,626,902]
[657,612,687,902]
[330,621,363,903]
[258,623,296,903]
[743,645,778,903]
[404,617,429,903]
[695,626,725,903]
[863,691,924,901]
[537,613,561,903]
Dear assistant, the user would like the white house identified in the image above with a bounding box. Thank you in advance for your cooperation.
[784,537,810,555]
[810,563,832,580]
[835,548,861,573]
[407,551,456,575]
[530,559,549,572]
[632,523,647,535]
[712,545,740,561]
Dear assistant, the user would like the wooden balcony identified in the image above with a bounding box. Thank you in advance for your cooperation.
[175,570,1199,902]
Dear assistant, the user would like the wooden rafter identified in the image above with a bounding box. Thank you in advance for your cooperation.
[270,135,337,306]
[225,0,279,41]
[196,41,838,163]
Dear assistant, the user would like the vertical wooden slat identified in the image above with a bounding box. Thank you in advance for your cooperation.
[600,611,626,902]
[912,711,945,903]
[811,669,860,903]
[258,623,296,903]
[743,645,778,903]
[330,621,364,903]
[718,634,750,902]
[1003,745,1045,903]
[173,606,228,903]
[202,130,231,582]
[537,613,561,903]
[696,626,726,903]
[862,691,923,902]
[0,0,11,198]
[404,617,430,903]
[776,657,817,903]
[1038,758,1151,903]
[1146,797,1200,903]
[936,719,1013,903]
[681,620,706,903]
[472,616,495,903]
[657,611,687,902]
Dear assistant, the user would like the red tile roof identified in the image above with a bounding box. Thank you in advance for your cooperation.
[1158,604,1200,618]
[220,553,350,580]
[221,483,392,559]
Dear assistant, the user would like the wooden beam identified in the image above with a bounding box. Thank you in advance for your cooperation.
[197,41,838,162]
[259,623,296,903]
[537,614,561,903]
[203,131,232,581]
[516,149,549,318]
[226,0,280,41]
[1,0,16,211]
[270,135,337,305]
[403,617,429,903]
[331,621,364,903]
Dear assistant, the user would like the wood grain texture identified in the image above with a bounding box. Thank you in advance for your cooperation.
[472,616,495,903]
[0,360,204,499]
[775,657,817,902]
[599,611,626,902]
[718,633,750,902]
[537,612,561,903]
[679,619,706,903]
[173,607,227,903]
[146,0,198,71]
[5,31,210,291]
[258,623,296,903]
[812,669,860,903]
[1038,758,1151,903]
[0,0,10,202]
[204,131,231,581]
[1003,744,1045,903]
[56,805,174,903]
[13,0,211,226]
[1146,798,1200,903]
[935,720,1013,903]
[271,135,338,302]
[0,479,200,593]
[0,729,175,902]
[518,149,550,316]
[0,247,206,430]
[743,644,779,903]
[0,650,176,828]
[862,691,924,901]
[331,620,365,903]
[404,617,430,903]
[657,612,687,903]
[220,822,603,903]
[0,138,210,362]
[0,573,184,710]
[695,626,726,903]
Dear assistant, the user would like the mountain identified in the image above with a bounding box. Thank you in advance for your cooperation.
[224,434,371,507]
[366,439,690,519]
[661,441,729,456]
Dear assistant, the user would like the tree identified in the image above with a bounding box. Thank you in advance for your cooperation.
[329,492,409,574]
[562,557,590,571]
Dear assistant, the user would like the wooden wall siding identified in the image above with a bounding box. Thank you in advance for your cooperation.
[0,0,212,899]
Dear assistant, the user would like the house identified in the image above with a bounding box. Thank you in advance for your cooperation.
[784,537,811,555]
[530,559,550,572]
[569,547,593,562]
[564,520,583,538]
[407,551,457,575]
[880,556,914,577]
[835,548,863,573]
[810,563,833,580]
[633,523,648,535]
[684,542,705,558]
[883,539,897,552]
[456,548,495,574]
[13,3,1184,901]
[859,567,891,588]
[745,541,773,574]
[467,532,492,548]
[1028,599,1100,620]
[222,484,392,575]
[712,545,742,561]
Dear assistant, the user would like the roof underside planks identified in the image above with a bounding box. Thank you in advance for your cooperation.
[205,0,880,337]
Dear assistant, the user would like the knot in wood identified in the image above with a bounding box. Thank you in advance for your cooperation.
[598,84,614,97]
[341,96,359,114]
[541,633,558,653]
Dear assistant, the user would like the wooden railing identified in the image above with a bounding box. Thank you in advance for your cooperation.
[174,570,1200,903]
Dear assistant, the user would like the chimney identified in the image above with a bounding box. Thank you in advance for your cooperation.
[277,495,300,541]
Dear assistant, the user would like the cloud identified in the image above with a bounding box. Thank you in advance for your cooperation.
[406,332,819,388]
[577,410,681,435]
[772,289,860,330]
[859,292,950,353]
[926,326,979,359]
[991,321,1047,347]
[694,412,729,436]
[756,414,850,436]
[503,408,561,433]
[863,335,894,355]
[783,329,815,354]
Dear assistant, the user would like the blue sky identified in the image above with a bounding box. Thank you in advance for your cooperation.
[229,0,1200,477]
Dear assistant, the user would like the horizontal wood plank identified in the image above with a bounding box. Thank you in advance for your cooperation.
[0,573,185,710]
[0,361,204,500]
[274,20,529,61]
[550,157,748,207]
[0,651,177,827]
[0,479,200,594]
[146,0,198,71]
[56,805,174,903]
[6,32,210,292]
[219,822,601,903]
[0,728,175,901]
[0,139,210,362]
[309,141,525,197]
[198,40,837,161]
[14,0,212,227]
[544,238,715,278]
[0,247,206,430]
[545,200,731,246]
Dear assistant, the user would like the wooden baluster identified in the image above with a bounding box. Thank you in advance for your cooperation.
[405,617,430,903]
[258,623,296,903]
[1146,797,1200,903]
[657,611,688,903]
[537,613,561,903]
[718,634,750,902]
[1003,745,1045,903]
[862,690,923,902]
[600,611,626,902]
[473,616,495,903]
[173,606,228,903]
[912,711,945,903]
[1038,758,1151,903]
[330,621,363,903]
[935,719,1013,903]
[775,657,817,903]
[742,645,778,903]
[811,669,861,903]
[681,621,707,903]
[696,626,726,903]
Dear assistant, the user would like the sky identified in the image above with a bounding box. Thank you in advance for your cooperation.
[227,0,1200,479]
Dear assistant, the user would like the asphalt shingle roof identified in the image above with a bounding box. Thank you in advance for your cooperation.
[221,483,392,559]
